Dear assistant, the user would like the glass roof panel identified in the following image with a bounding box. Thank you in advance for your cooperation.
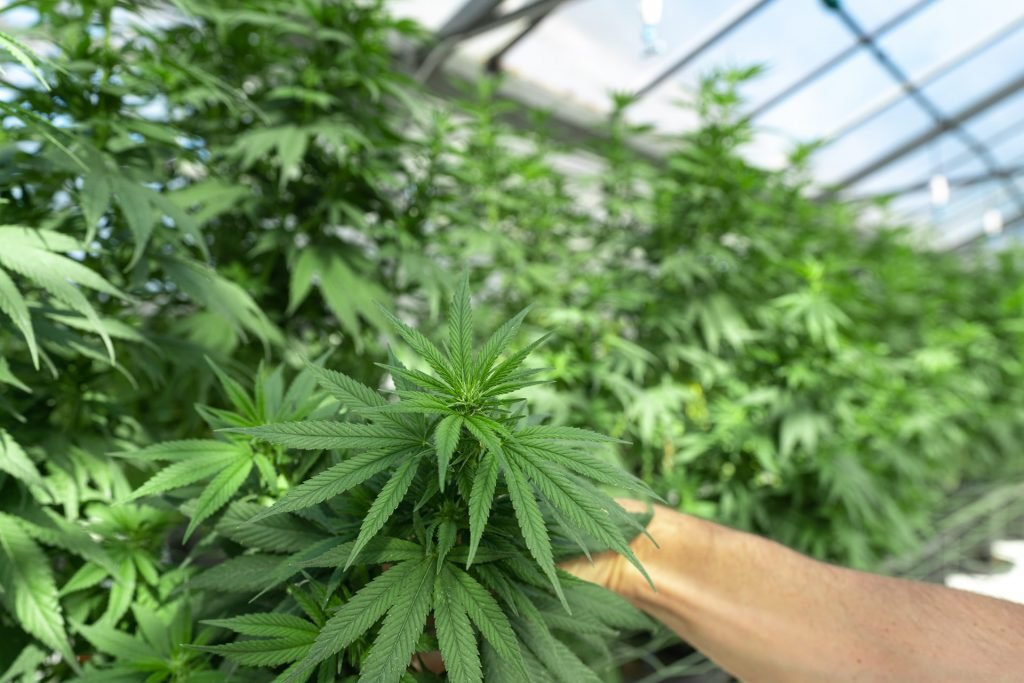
[757,51,896,146]
[743,131,792,171]
[990,134,1024,169]
[454,17,532,64]
[624,82,700,135]
[934,182,1019,248]
[392,0,1024,248]
[877,0,1024,78]
[497,0,641,114]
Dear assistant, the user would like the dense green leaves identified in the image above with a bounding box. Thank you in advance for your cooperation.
[250,450,410,520]
[151,286,653,682]
[3,1,1024,681]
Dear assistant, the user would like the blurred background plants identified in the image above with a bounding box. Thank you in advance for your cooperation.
[2,0,1023,680]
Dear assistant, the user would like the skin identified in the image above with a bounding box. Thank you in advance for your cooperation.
[561,500,1024,683]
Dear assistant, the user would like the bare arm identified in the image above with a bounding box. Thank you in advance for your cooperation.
[564,502,1024,683]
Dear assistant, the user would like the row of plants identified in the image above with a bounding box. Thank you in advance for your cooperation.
[2,0,1023,680]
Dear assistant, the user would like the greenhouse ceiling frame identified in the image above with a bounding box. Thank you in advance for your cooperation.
[414,0,1024,248]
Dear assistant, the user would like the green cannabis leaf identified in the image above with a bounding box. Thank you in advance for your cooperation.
[217,281,658,682]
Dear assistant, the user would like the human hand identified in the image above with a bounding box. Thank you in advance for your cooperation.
[559,498,671,600]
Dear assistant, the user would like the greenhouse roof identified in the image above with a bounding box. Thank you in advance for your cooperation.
[392,0,1024,251]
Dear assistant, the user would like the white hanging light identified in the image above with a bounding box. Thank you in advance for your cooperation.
[639,0,665,56]
[929,174,950,206]
[983,209,1004,235]
[639,0,664,24]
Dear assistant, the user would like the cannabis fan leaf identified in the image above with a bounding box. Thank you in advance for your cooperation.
[216,280,658,682]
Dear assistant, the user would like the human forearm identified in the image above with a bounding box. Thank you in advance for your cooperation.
[574,504,1024,682]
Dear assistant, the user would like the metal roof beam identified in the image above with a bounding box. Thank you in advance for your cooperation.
[416,0,572,82]
[631,0,774,101]
[746,0,937,121]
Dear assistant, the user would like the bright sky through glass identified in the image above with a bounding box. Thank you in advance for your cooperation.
[393,0,1024,249]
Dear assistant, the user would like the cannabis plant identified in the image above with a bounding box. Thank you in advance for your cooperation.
[108,281,657,682]
[5,1,1024,680]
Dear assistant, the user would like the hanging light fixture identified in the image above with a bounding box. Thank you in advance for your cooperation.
[983,208,1003,235]
[929,174,950,206]
[640,0,663,24]
[639,0,665,56]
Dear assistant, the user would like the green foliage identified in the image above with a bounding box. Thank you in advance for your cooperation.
[207,291,655,682]
[2,0,1024,680]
